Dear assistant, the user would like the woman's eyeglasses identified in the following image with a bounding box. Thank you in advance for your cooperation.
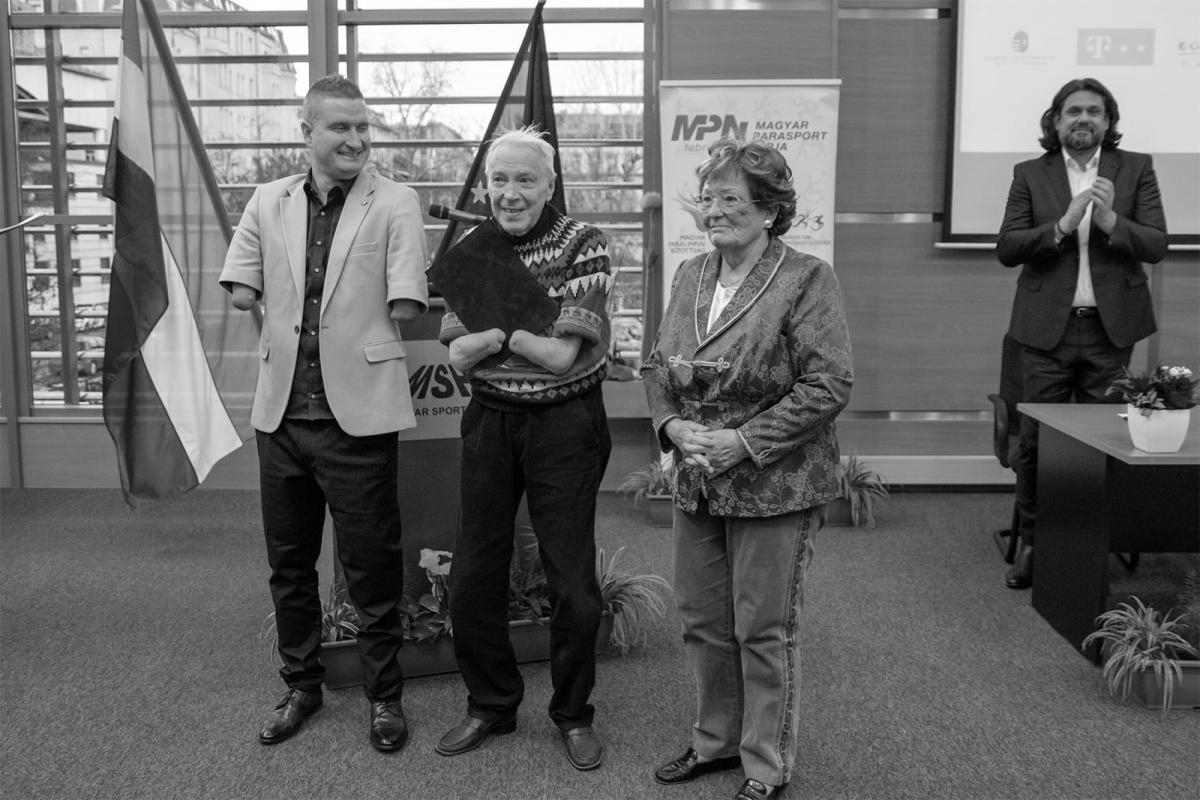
[692,194,760,213]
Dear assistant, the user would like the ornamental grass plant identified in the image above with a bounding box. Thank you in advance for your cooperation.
[840,454,889,528]
[596,545,672,654]
[617,455,672,503]
[1081,596,1200,714]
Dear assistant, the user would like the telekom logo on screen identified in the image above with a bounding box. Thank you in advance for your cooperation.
[1078,29,1155,65]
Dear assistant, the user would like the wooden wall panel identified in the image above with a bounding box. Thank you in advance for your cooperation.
[835,224,1014,410]
[837,417,992,456]
[1153,255,1200,367]
[0,422,8,487]
[20,422,123,488]
[18,421,260,489]
[665,5,834,80]
[15,404,655,494]
[836,17,953,213]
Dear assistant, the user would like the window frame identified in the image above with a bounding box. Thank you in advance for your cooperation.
[3,1,650,414]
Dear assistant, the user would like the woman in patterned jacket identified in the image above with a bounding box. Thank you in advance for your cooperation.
[643,138,853,800]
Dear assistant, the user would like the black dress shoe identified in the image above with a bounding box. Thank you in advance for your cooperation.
[735,779,786,800]
[258,688,322,745]
[1005,544,1034,589]
[435,714,517,756]
[654,748,742,784]
[370,700,408,753]
[561,725,603,771]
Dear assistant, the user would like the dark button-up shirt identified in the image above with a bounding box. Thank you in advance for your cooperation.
[284,172,350,420]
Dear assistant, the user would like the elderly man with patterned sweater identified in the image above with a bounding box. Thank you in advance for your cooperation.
[434,127,613,771]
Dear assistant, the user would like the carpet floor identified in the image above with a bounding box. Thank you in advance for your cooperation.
[1,488,1197,800]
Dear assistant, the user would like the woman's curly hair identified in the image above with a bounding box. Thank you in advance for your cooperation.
[696,138,797,238]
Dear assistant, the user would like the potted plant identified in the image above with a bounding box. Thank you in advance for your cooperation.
[270,534,672,688]
[618,454,673,528]
[501,527,672,660]
[597,545,672,654]
[1081,594,1200,713]
[260,579,365,689]
[1167,571,1200,708]
[1106,364,1198,452]
[263,549,462,687]
[507,525,551,623]
[825,454,889,528]
[402,548,454,642]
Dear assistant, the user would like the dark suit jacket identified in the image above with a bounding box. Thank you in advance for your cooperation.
[996,148,1167,350]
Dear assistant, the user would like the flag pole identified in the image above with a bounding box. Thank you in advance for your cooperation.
[433,3,544,260]
[137,0,232,242]
[0,213,46,236]
[136,0,263,330]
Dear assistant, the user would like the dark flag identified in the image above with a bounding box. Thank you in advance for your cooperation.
[100,0,258,504]
[434,0,565,260]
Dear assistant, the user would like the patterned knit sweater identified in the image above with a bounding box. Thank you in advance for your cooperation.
[438,206,611,408]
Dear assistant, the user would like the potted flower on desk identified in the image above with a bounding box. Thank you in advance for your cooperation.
[1107,365,1198,453]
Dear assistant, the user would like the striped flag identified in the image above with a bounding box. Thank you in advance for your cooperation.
[434,0,565,260]
[100,0,257,505]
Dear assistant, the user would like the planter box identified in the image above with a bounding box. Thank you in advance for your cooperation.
[321,614,614,690]
[646,494,673,528]
[822,497,853,527]
[1132,660,1200,710]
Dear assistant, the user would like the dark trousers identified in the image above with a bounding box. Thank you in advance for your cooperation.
[257,419,405,701]
[1013,315,1132,546]
[450,390,611,731]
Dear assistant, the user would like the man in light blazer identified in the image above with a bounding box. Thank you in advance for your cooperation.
[997,77,1167,589]
[220,75,429,751]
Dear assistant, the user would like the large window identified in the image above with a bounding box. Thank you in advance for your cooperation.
[6,0,646,408]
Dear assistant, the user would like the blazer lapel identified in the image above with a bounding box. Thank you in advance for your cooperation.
[1098,148,1119,183]
[281,181,308,306]
[698,239,786,348]
[1042,151,1072,211]
[692,251,718,344]
[321,172,375,313]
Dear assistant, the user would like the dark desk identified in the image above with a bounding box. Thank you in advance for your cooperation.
[1019,403,1200,662]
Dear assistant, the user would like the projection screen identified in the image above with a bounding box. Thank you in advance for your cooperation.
[946,0,1199,243]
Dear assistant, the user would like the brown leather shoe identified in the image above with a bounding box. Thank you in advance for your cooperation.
[258,688,322,745]
[370,700,408,753]
[435,714,517,756]
[654,748,742,784]
[561,725,603,771]
[735,779,786,800]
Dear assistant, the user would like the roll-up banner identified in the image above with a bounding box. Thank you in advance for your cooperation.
[659,79,841,302]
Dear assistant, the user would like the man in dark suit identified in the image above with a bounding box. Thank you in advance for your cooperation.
[997,77,1168,589]
[221,75,429,750]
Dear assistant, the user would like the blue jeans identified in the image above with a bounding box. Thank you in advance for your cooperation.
[449,389,611,731]
[673,498,818,787]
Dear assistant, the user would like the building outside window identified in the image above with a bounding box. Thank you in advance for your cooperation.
[6,0,647,408]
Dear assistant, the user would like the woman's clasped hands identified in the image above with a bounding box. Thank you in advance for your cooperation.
[664,418,749,477]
